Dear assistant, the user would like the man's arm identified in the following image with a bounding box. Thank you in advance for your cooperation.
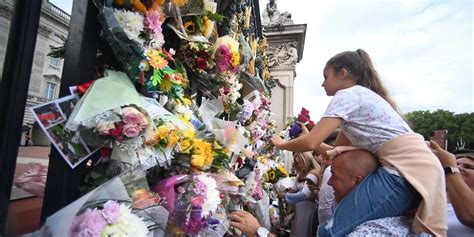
[429,141,474,227]
[229,210,276,237]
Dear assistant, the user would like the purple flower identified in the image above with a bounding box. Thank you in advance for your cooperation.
[182,207,204,234]
[289,123,302,138]
[102,200,120,224]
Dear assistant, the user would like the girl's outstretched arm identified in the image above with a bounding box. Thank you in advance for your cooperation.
[271,117,342,152]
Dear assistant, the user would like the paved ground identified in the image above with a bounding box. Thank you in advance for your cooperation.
[5,146,50,236]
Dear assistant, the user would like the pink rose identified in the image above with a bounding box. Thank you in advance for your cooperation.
[122,107,142,124]
[137,113,149,129]
[122,123,141,138]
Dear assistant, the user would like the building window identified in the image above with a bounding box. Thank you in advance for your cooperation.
[44,82,56,101]
[49,56,61,68]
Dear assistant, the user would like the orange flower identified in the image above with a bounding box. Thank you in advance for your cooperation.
[171,0,188,7]
[114,0,125,6]
[133,0,147,13]
[147,50,168,69]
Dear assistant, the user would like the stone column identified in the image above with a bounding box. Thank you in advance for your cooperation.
[262,1,307,173]
[264,24,307,130]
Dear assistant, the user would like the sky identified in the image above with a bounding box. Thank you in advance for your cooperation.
[51,0,473,119]
[259,0,473,118]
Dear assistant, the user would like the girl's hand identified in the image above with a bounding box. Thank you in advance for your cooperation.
[297,122,309,135]
[271,136,285,149]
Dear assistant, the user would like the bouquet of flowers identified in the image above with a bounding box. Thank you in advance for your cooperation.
[96,105,149,142]
[286,107,315,139]
[69,200,149,237]
[263,164,289,184]
[214,35,240,74]
[157,174,222,235]
[177,41,215,76]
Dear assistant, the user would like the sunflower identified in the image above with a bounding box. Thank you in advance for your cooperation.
[268,171,276,181]
[183,21,195,34]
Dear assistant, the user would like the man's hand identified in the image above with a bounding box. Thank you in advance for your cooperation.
[427,140,456,167]
[229,210,261,237]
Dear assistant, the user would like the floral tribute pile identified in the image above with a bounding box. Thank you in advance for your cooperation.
[32,0,297,236]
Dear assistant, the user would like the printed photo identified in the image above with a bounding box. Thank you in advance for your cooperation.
[47,124,90,167]
[32,102,65,129]
[58,97,78,120]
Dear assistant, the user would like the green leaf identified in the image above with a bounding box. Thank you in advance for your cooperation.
[206,11,225,22]
[89,171,102,180]
[194,15,203,32]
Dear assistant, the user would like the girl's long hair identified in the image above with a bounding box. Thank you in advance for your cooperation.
[326,49,402,115]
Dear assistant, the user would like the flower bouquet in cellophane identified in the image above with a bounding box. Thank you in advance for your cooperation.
[153,174,228,236]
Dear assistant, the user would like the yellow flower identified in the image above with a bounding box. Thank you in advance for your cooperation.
[159,77,172,92]
[192,139,213,168]
[171,0,188,7]
[178,139,192,153]
[156,125,171,140]
[191,154,205,167]
[182,98,192,106]
[268,171,276,181]
[202,16,213,38]
[147,50,168,69]
[183,21,195,34]
[277,165,288,177]
[182,127,195,139]
[231,51,240,67]
[167,130,179,147]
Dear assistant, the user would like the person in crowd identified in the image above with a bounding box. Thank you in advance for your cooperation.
[277,151,319,237]
[271,49,446,236]
[428,141,474,236]
[230,147,411,236]
[24,131,31,146]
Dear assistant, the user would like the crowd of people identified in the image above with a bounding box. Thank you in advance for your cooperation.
[230,49,474,236]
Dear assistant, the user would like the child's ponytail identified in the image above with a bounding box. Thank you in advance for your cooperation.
[326,49,402,115]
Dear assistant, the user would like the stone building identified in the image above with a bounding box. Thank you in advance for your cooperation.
[0,0,70,145]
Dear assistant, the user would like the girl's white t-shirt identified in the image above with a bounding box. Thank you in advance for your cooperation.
[323,85,412,153]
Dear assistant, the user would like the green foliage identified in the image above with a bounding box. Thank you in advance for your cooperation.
[405,109,474,151]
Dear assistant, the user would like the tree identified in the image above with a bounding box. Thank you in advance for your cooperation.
[405,109,474,151]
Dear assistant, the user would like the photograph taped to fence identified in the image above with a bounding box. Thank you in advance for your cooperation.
[30,94,99,168]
